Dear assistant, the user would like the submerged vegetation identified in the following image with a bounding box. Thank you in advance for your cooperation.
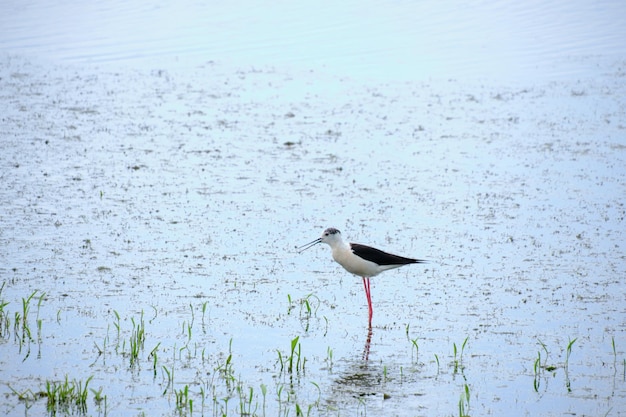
[0,284,624,415]
[44,375,93,416]
[0,286,45,360]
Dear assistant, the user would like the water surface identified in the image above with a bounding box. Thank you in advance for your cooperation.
[1,0,625,415]
[1,0,625,81]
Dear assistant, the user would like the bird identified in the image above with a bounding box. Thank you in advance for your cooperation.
[297,227,425,326]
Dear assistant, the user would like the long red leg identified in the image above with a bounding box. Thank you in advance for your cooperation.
[362,277,373,325]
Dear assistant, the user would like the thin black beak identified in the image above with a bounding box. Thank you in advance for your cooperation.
[296,238,321,253]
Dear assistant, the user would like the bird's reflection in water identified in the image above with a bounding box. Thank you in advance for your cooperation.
[326,327,379,408]
[326,326,426,412]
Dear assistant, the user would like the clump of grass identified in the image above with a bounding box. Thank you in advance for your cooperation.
[129,312,146,367]
[288,336,305,374]
[175,384,193,414]
[45,375,93,415]
[277,336,306,375]
[0,287,46,361]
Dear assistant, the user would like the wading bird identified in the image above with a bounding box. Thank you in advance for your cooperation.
[298,228,425,326]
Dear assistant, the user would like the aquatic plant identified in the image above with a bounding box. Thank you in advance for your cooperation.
[201,300,209,328]
[610,336,626,381]
[6,385,42,409]
[325,346,334,371]
[458,383,470,417]
[161,363,174,396]
[236,385,255,416]
[215,338,236,391]
[90,385,105,403]
[533,339,550,392]
[410,337,419,364]
[260,383,268,416]
[0,288,45,363]
[565,337,576,368]
[129,312,146,367]
[453,336,469,374]
[287,294,295,315]
[149,343,161,378]
[0,282,10,338]
[93,328,108,357]
[21,291,35,341]
[288,336,305,374]
[564,337,577,392]
[175,384,193,414]
[533,351,542,392]
[45,375,93,415]
[112,310,121,352]
[277,336,306,375]
[310,381,321,406]
[90,385,107,415]
[300,293,320,318]
[405,324,420,364]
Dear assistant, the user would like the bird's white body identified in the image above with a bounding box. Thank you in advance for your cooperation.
[328,238,404,278]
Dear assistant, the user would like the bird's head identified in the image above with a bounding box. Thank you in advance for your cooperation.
[297,227,343,252]
[319,227,342,245]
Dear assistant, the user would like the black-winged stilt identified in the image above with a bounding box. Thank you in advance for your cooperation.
[298,227,425,326]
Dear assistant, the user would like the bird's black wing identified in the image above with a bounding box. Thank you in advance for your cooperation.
[350,243,426,266]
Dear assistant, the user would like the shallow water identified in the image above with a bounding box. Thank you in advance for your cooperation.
[1,51,625,416]
[1,1,626,415]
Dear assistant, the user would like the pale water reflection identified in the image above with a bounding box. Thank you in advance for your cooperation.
[0,0,625,81]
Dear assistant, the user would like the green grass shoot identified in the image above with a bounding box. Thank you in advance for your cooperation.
[45,375,93,415]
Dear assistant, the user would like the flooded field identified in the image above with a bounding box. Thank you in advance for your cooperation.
[1,51,625,416]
